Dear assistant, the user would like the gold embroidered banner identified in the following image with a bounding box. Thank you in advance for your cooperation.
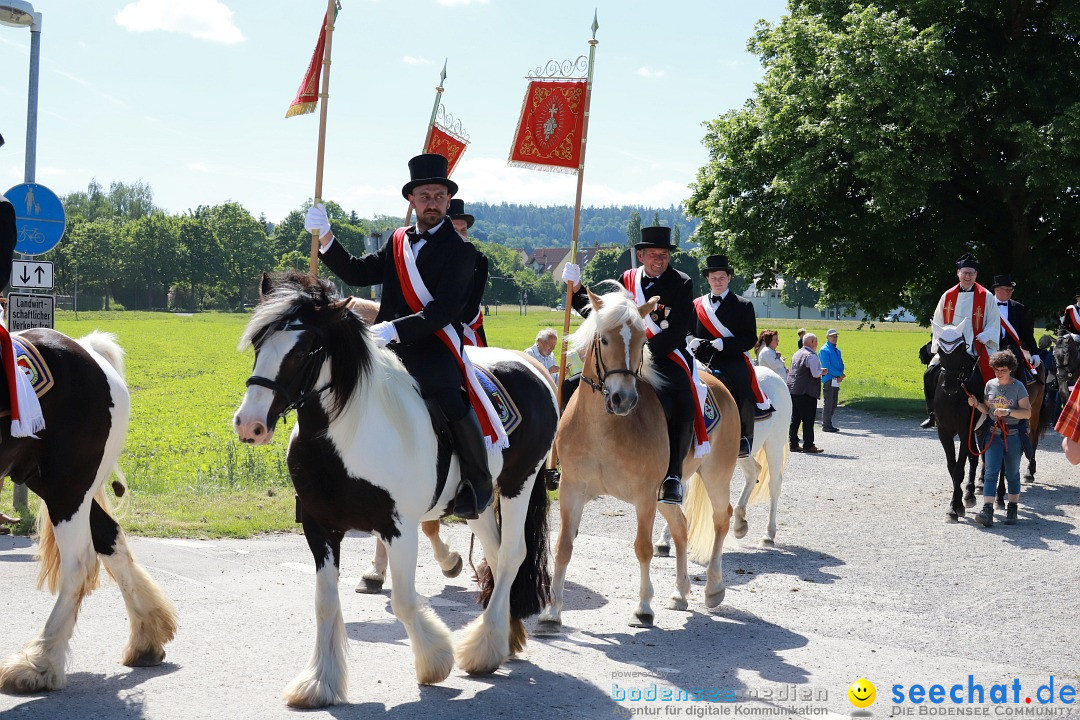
[285,2,341,119]
[425,125,468,176]
[508,79,587,174]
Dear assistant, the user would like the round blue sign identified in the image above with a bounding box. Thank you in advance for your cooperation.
[5,183,67,256]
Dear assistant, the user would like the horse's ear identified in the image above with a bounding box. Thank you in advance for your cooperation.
[640,295,660,319]
[587,287,604,312]
[955,317,968,335]
[328,298,350,318]
[260,272,274,299]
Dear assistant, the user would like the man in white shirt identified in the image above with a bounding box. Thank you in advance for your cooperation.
[524,328,559,379]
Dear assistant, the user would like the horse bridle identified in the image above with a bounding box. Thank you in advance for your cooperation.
[580,332,644,396]
[245,319,332,425]
[936,336,974,396]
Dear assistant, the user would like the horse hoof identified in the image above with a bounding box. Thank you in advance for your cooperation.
[705,588,726,609]
[666,597,689,612]
[759,537,775,548]
[653,543,670,557]
[996,499,1006,510]
[442,554,463,578]
[629,612,654,628]
[732,521,748,539]
[964,495,977,509]
[946,512,959,523]
[1023,475,1036,485]
[355,578,384,594]
[124,648,166,668]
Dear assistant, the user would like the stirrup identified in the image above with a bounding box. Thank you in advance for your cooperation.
[657,475,683,505]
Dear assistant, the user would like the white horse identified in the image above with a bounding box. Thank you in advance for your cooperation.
[656,365,791,552]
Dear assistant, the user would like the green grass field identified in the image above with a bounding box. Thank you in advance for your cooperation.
[0,308,934,538]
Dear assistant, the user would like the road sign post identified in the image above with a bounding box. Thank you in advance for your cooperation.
[7,291,53,330]
[4,182,66,256]
[11,259,52,289]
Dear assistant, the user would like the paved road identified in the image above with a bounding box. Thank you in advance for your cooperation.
[2,408,1078,719]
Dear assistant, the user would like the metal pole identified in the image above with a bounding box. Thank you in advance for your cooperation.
[73,240,78,318]
[308,0,337,276]
[403,60,447,228]
[23,12,40,183]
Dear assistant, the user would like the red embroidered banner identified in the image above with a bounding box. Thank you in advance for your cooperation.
[425,125,468,176]
[286,3,340,119]
[508,79,587,174]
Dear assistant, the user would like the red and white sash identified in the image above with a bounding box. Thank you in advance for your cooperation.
[693,297,770,409]
[462,311,485,348]
[392,228,507,452]
[1065,305,1080,333]
[621,268,710,457]
[0,324,44,437]
[998,314,1034,372]
[943,282,992,381]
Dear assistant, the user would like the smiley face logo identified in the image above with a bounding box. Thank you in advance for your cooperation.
[848,678,876,708]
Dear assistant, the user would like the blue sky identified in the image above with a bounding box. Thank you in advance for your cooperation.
[0,0,788,224]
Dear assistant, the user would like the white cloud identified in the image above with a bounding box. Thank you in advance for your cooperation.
[436,0,490,6]
[401,56,429,66]
[188,162,210,173]
[636,66,666,80]
[115,0,245,44]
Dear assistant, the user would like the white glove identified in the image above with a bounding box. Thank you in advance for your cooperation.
[975,331,990,345]
[561,263,581,286]
[710,338,724,351]
[1031,354,1041,369]
[686,337,702,352]
[305,203,333,241]
[369,321,398,348]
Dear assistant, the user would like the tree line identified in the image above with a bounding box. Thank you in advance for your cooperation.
[24,180,700,311]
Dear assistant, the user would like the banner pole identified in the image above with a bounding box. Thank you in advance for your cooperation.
[550,12,599,478]
[403,59,447,227]
[309,0,338,276]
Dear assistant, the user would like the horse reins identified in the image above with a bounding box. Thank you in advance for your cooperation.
[245,320,332,425]
[580,333,643,396]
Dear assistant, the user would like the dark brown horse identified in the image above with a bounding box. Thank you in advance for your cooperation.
[0,330,177,693]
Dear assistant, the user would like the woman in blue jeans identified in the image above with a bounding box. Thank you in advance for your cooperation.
[967,351,1031,527]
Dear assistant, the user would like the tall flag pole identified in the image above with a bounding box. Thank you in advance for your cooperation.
[403,60,449,227]
[285,1,340,275]
[508,11,598,480]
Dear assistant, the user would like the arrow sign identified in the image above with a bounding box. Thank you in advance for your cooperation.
[11,260,53,289]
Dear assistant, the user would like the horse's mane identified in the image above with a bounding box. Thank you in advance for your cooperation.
[239,271,416,421]
[567,284,658,386]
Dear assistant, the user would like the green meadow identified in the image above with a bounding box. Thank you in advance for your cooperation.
[0,308,933,538]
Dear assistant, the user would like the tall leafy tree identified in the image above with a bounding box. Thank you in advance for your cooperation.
[779,278,822,320]
[626,211,642,249]
[688,1,1080,325]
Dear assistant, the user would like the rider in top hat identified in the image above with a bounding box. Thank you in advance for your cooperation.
[448,198,489,347]
[688,254,772,458]
[304,153,494,519]
[991,273,1040,385]
[1062,288,1080,335]
[920,253,1000,428]
[561,226,701,504]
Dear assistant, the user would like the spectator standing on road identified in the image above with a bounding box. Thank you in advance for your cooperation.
[819,329,846,433]
[754,330,787,376]
[787,333,825,453]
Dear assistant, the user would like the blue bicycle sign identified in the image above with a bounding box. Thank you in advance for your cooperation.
[5,183,66,256]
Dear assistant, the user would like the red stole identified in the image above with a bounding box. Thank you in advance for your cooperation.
[943,283,992,381]
[693,297,768,406]
[391,228,507,451]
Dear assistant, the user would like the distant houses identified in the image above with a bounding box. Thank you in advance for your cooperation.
[522,245,624,279]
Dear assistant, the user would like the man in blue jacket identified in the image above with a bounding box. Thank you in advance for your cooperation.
[819,329,845,432]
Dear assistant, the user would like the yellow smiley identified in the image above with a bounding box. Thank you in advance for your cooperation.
[848,678,876,708]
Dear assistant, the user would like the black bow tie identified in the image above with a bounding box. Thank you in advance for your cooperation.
[710,294,724,303]
[410,230,429,245]
[998,301,1008,306]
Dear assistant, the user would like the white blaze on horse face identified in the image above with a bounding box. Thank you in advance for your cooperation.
[234,330,302,444]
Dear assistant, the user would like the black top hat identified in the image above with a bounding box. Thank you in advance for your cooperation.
[448,198,474,228]
[635,226,677,251]
[990,274,1015,290]
[955,253,979,271]
[401,153,458,199]
[701,254,734,277]
[0,132,4,148]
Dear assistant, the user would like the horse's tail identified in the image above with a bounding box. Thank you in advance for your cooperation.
[78,330,126,380]
[507,466,551,622]
[683,472,716,565]
[746,450,773,506]
[35,484,113,595]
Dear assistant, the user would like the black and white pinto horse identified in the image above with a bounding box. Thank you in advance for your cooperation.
[0,330,177,693]
[1054,332,1080,406]
[930,320,982,521]
[233,272,558,708]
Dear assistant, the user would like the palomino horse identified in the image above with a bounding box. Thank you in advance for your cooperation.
[233,272,558,708]
[345,296,462,593]
[655,365,791,550]
[930,320,981,521]
[539,288,741,629]
[0,330,177,692]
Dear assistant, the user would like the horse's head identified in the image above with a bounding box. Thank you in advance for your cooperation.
[1054,332,1080,398]
[931,318,974,393]
[567,285,657,415]
[233,271,371,444]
